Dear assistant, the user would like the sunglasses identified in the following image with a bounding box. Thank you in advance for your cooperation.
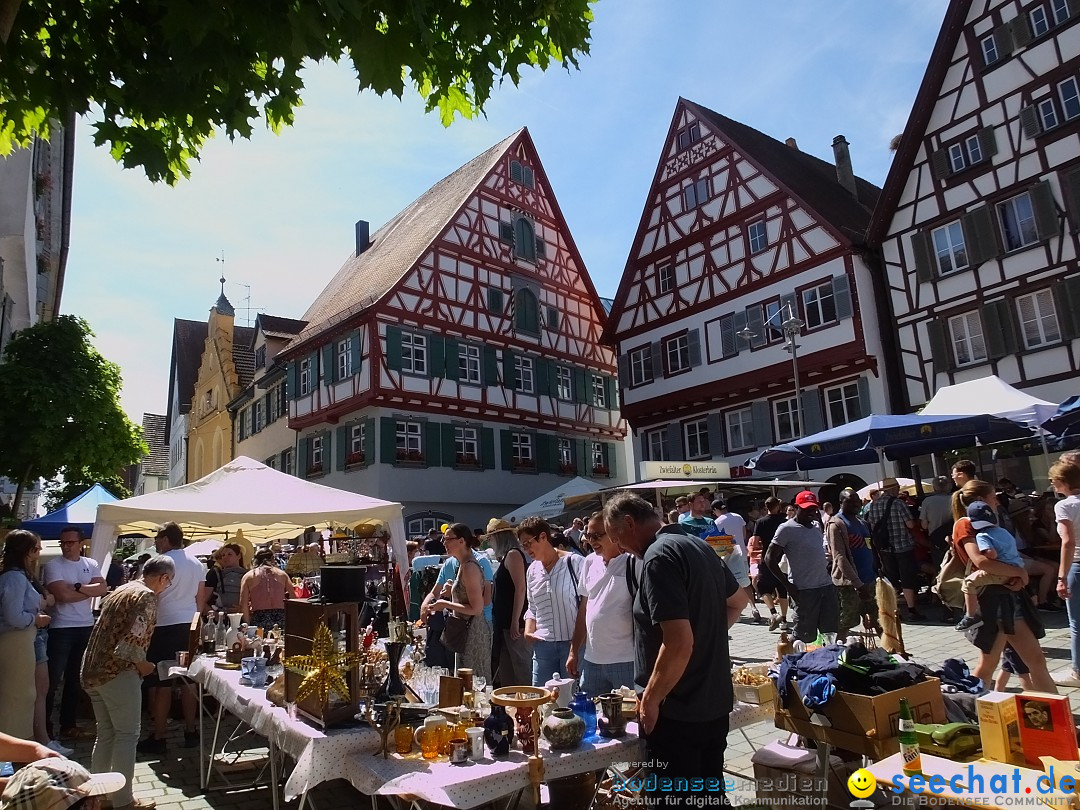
[583,532,606,541]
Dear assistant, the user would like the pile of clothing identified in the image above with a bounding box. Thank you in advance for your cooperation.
[775,642,929,710]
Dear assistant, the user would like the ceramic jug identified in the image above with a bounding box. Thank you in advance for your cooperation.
[544,672,574,708]
[541,707,586,750]
[414,715,448,760]
[225,613,243,650]
[596,692,627,738]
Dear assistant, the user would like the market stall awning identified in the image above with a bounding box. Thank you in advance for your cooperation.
[921,375,1057,428]
[22,483,120,539]
[502,477,600,524]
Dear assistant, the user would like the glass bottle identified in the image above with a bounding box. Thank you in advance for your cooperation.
[899,698,923,777]
[214,610,227,652]
[569,690,597,740]
[202,613,216,655]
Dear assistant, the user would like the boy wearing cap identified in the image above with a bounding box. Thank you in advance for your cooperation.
[957,502,1025,622]
[0,757,124,810]
[764,492,839,643]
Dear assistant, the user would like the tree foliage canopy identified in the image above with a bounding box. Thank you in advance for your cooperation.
[0,0,595,184]
[0,315,146,502]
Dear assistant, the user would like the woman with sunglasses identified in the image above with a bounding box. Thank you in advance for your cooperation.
[0,530,52,739]
[426,524,492,681]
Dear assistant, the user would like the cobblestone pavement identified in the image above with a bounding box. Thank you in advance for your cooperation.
[55,605,1073,809]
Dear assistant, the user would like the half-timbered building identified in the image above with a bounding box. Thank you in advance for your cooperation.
[868,0,1080,413]
[278,129,624,532]
[606,99,889,489]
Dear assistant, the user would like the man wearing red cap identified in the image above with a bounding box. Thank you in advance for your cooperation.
[763,491,838,643]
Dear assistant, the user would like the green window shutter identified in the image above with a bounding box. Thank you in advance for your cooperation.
[984,300,1019,360]
[535,433,552,473]
[706,414,723,458]
[321,344,334,383]
[977,126,998,159]
[441,423,457,467]
[429,335,446,380]
[930,149,952,180]
[962,205,997,265]
[287,361,300,400]
[745,305,766,349]
[380,418,397,464]
[800,390,824,436]
[480,427,495,469]
[1019,106,1042,139]
[263,393,272,426]
[1054,277,1080,339]
[1010,14,1033,48]
[500,429,513,471]
[574,368,589,403]
[577,437,590,475]
[297,437,310,476]
[1061,168,1080,232]
[993,21,1015,55]
[534,357,550,395]
[751,401,772,447]
[335,426,347,471]
[363,417,374,465]
[424,421,441,466]
[687,329,702,367]
[832,274,853,320]
[443,338,460,381]
[856,376,871,417]
[911,230,935,282]
[604,375,616,410]
[488,287,504,313]
[483,345,499,386]
[502,348,516,390]
[350,330,362,375]
[498,223,514,244]
[385,325,403,371]
[604,442,618,479]
[1031,180,1060,241]
[926,319,953,374]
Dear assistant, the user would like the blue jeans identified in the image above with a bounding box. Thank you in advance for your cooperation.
[531,639,572,687]
[581,659,635,696]
[86,670,142,806]
[1068,562,1080,673]
[47,625,93,733]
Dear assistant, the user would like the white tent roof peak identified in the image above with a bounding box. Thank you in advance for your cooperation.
[502,477,601,524]
[921,375,1057,428]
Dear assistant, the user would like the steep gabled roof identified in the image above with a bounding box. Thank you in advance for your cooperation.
[291,130,523,348]
[167,318,206,420]
[232,326,256,388]
[255,314,307,345]
[140,413,169,477]
[686,100,880,240]
[866,1,969,243]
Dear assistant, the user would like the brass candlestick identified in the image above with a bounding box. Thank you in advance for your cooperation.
[369,699,401,759]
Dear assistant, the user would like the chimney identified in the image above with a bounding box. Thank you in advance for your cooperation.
[785,137,799,150]
[355,220,370,256]
[831,135,857,197]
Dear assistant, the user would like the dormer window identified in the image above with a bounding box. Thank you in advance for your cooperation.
[676,122,702,151]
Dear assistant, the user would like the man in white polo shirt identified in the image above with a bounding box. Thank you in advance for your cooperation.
[137,522,206,756]
[44,526,107,741]
[566,512,635,695]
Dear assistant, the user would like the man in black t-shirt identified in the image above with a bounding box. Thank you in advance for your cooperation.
[751,496,790,631]
[605,492,747,808]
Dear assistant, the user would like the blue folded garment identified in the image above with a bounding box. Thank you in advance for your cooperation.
[798,673,837,709]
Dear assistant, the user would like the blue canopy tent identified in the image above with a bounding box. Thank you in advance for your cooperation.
[1042,395,1080,438]
[746,413,1034,475]
[21,484,120,538]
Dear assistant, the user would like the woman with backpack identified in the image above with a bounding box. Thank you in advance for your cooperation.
[202,543,247,613]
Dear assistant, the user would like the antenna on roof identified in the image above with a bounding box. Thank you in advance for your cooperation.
[233,282,262,327]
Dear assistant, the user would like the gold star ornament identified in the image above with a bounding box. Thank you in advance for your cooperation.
[285,623,362,705]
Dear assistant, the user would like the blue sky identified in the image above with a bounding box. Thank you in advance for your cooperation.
[62,1,943,423]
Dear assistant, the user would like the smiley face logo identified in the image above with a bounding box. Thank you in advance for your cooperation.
[848,768,877,799]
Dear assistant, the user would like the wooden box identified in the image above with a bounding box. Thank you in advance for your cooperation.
[284,599,360,728]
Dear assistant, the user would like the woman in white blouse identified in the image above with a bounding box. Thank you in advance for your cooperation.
[516,517,584,687]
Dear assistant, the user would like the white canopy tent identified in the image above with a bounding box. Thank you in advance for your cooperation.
[502,477,600,524]
[921,375,1057,427]
[90,456,406,579]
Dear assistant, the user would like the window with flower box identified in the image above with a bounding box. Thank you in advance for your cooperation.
[455,426,480,467]
[346,423,366,466]
[557,438,576,475]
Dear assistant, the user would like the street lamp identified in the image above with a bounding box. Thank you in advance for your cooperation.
[737,302,806,440]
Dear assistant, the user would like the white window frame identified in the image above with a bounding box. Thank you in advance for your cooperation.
[254,399,265,432]
[665,334,690,374]
[299,358,312,396]
[349,423,365,455]
[773,397,801,443]
[1052,0,1070,24]
[1059,77,1080,121]
[748,220,768,253]
[981,34,999,65]
[948,312,988,367]
[555,366,572,400]
[997,192,1039,252]
[725,407,755,452]
[511,432,533,465]
[1016,290,1061,349]
[515,356,535,394]
[401,332,428,375]
[458,343,481,385]
[1030,5,1050,37]
[628,346,653,387]
[657,262,674,293]
[282,448,294,476]
[948,143,966,173]
[931,220,969,275]
[682,177,709,209]
[676,122,701,151]
[684,419,710,460]
[455,426,478,461]
[1038,97,1060,131]
[802,282,837,330]
[557,438,573,469]
[964,134,983,165]
[310,435,323,469]
[592,375,607,408]
[591,441,606,471]
[645,428,665,461]
[337,338,351,379]
[765,300,785,343]
[396,420,423,455]
[824,381,864,428]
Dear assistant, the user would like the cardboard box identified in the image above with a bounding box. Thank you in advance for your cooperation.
[735,680,777,705]
[783,676,945,740]
[977,691,1022,765]
[774,710,898,760]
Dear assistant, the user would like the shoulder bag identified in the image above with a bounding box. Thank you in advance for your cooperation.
[441,559,478,654]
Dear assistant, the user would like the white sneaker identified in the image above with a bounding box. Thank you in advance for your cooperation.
[1051,669,1080,687]
[46,740,74,756]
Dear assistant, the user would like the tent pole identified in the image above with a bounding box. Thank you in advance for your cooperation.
[931,454,940,476]
[878,448,887,486]
[1039,430,1052,490]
